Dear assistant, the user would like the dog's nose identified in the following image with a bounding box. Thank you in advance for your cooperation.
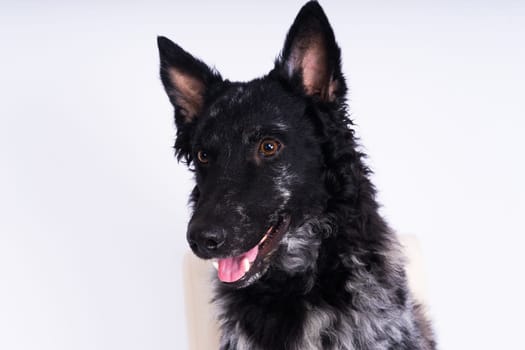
[187,225,226,257]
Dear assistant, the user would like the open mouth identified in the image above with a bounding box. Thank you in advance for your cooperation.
[212,215,290,286]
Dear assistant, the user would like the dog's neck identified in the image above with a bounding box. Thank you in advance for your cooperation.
[212,213,412,350]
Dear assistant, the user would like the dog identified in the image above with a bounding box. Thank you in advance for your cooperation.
[157,1,436,349]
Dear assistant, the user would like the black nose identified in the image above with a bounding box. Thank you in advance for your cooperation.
[187,225,226,257]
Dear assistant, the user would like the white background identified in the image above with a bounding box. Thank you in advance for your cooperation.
[1,1,524,349]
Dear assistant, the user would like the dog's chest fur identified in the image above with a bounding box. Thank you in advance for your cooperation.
[214,226,432,350]
[219,302,416,350]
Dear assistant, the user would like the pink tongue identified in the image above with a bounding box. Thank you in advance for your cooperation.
[218,245,259,283]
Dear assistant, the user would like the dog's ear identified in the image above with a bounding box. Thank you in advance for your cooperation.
[275,1,345,102]
[157,36,222,125]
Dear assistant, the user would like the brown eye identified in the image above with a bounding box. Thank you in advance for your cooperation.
[259,139,281,157]
[197,150,209,164]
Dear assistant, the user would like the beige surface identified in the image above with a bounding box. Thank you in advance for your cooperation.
[183,235,426,350]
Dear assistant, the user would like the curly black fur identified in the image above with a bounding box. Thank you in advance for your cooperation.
[158,2,436,349]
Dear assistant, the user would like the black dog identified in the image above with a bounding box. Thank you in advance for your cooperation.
[158,2,435,349]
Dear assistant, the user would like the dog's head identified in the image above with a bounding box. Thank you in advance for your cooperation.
[158,2,348,288]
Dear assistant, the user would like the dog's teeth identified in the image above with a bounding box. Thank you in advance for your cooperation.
[212,260,219,270]
[259,234,268,244]
[243,258,251,273]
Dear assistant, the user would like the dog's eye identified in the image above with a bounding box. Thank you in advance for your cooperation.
[259,139,281,157]
[197,150,209,164]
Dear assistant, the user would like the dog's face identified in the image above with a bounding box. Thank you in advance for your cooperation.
[158,2,346,287]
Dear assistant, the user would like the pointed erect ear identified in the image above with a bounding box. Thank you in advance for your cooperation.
[157,36,222,124]
[276,1,345,102]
